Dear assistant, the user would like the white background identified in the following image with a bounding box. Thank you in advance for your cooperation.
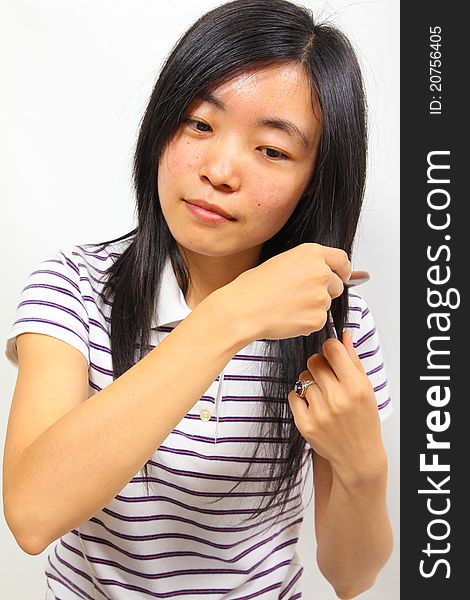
[0,1,399,598]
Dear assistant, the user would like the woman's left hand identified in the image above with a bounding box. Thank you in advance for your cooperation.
[288,331,386,479]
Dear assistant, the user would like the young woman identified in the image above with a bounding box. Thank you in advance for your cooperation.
[4,0,394,598]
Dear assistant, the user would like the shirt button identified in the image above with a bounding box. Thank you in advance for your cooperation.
[199,409,212,422]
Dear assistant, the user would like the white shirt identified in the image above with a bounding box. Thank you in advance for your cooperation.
[5,238,393,599]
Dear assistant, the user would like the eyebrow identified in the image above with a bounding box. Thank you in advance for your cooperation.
[198,91,312,149]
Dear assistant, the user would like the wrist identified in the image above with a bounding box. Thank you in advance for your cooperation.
[331,449,389,490]
[197,285,256,352]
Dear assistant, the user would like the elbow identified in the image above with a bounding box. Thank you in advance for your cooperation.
[3,497,47,556]
[18,535,46,556]
[334,579,376,599]
[6,521,46,556]
[333,548,393,599]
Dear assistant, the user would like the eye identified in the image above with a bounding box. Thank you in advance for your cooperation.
[184,118,212,133]
[261,147,289,161]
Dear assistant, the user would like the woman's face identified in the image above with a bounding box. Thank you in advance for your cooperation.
[157,62,322,262]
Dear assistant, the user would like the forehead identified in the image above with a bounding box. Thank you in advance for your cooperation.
[195,63,322,126]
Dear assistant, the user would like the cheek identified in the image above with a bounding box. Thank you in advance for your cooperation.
[164,141,199,177]
[255,183,302,222]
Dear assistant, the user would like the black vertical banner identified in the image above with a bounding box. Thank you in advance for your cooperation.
[401,2,466,597]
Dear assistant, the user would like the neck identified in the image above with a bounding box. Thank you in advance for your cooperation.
[178,244,263,310]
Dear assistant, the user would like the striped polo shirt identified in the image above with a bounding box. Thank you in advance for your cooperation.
[5,238,393,599]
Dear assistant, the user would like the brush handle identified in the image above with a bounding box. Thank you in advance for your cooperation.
[344,270,370,287]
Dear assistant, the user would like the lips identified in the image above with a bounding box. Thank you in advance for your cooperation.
[184,199,235,220]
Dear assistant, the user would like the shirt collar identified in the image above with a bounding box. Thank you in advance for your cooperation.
[151,255,192,328]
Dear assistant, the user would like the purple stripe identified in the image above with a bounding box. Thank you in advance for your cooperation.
[348,305,362,313]
[229,581,282,600]
[116,490,301,518]
[223,374,285,383]
[355,326,376,347]
[287,593,302,600]
[358,345,380,360]
[74,257,110,277]
[26,271,81,297]
[279,566,303,599]
[62,254,80,277]
[35,262,79,292]
[68,528,299,569]
[89,339,112,355]
[169,428,290,445]
[379,397,392,410]
[13,316,89,350]
[374,379,388,393]
[77,267,112,290]
[50,544,109,599]
[89,380,102,392]
[17,296,89,332]
[148,458,295,483]
[157,444,289,464]
[71,517,303,560]
[184,414,291,425]
[232,353,281,363]
[75,244,122,258]
[129,472,303,500]
[75,247,111,261]
[222,395,282,403]
[245,558,292,582]
[100,501,303,536]
[22,280,85,313]
[82,294,110,324]
[88,317,110,337]
[362,306,370,318]
[63,542,297,582]
[89,360,113,377]
[94,579,232,597]
[46,570,90,600]
[367,362,384,376]
[46,577,64,600]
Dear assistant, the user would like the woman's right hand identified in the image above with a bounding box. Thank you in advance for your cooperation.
[217,243,352,341]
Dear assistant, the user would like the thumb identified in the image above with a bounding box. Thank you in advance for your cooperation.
[341,330,367,375]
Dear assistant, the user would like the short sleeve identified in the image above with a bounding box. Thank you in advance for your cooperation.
[5,247,90,369]
[346,291,394,423]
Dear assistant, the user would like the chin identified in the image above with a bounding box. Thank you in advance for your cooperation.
[174,238,236,258]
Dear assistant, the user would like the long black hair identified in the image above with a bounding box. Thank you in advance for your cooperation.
[89,0,367,525]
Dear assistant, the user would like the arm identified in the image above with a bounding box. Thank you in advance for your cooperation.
[288,331,394,599]
[313,450,393,599]
[4,289,252,555]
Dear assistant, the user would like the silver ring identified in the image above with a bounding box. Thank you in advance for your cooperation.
[294,379,315,398]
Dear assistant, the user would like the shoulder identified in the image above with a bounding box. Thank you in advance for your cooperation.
[71,237,132,274]
[5,237,132,369]
[345,289,394,422]
[345,290,381,345]
[346,290,372,328]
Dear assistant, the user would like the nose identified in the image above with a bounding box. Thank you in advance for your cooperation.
[198,142,241,192]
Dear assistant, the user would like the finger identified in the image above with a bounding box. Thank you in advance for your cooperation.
[321,337,358,380]
[341,330,367,375]
[292,370,330,419]
[327,271,345,299]
[289,378,324,414]
[288,388,311,420]
[305,354,338,396]
[322,247,352,283]
[296,369,325,404]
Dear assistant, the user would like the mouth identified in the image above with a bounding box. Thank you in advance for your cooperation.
[183,199,236,224]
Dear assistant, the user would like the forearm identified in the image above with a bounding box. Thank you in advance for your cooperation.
[8,289,251,554]
[316,457,393,599]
